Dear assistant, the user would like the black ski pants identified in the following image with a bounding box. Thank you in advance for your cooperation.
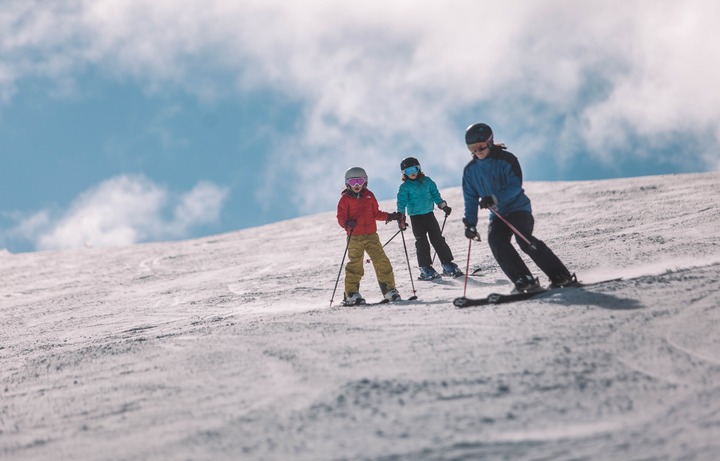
[487,211,570,284]
[410,212,454,268]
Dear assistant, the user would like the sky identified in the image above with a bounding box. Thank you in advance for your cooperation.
[1,0,719,253]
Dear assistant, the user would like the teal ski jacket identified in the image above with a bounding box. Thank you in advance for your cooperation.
[397,175,445,217]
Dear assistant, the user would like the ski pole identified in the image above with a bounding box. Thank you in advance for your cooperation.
[330,229,353,307]
[399,222,418,300]
[366,229,401,263]
[431,213,448,264]
[489,206,537,251]
[383,229,402,248]
[463,238,472,298]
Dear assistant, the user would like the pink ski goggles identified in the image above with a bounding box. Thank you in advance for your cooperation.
[346,177,366,187]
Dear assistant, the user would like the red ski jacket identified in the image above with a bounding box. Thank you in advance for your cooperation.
[337,188,390,235]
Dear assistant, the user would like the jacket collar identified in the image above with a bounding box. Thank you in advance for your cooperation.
[345,187,366,199]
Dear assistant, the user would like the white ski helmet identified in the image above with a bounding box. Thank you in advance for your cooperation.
[344,166,368,182]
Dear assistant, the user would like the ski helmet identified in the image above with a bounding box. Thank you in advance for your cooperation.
[465,123,494,146]
[344,166,368,182]
[400,157,420,171]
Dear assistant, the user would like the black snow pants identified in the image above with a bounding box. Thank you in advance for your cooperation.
[410,212,454,268]
[487,211,571,284]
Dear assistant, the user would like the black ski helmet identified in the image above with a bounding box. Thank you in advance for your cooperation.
[465,123,494,146]
[400,157,420,171]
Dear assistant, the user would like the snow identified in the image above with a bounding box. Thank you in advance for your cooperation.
[2,172,720,460]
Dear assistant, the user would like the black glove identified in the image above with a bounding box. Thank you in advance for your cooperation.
[385,212,402,223]
[398,214,408,231]
[345,219,357,230]
[479,195,496,209]
[442,205,452,216]
[463,217,480,241]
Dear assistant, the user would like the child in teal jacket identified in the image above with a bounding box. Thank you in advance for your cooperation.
[396,157,463,280]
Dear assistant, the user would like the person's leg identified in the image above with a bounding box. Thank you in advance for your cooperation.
[410,214,432,267]
[423,213,454,264]
[487,217,532,283]
[505,212,572,284]
[344,235,366,297]
[365,233,397,295]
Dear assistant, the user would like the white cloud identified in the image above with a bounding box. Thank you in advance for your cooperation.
[173,181,228,231]
[0,209,51,249]
[22,175,228,251]
[2,0,720,214]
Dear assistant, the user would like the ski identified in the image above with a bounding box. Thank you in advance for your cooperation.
[454,288,547,307]
[339,295,419,307]
[453,277,623,308]
[367,295,419,306]
[417,274,442,281]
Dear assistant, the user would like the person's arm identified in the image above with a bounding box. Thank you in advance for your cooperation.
[336,195,350,228]
[462,170,479,227]
[396,184,409,215]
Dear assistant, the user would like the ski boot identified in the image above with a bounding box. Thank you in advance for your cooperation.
[418,266,441,280]
[442,262,464,277]
[549,273,578,289]
[511,275,542,294]
[384,289,402,302]
[343,292,366,306]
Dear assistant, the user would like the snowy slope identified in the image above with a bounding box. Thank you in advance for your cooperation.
[2,172,720,461]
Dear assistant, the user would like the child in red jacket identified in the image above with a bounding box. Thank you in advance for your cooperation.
[337,167,402,305]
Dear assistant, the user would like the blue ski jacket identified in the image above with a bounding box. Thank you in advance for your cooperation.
[462,146,532,227]
[397,175,444,216]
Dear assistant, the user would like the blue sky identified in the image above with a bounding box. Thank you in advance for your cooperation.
[2,0,718,253]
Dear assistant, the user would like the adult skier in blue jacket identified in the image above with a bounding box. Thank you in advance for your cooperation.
[461,122,575,292]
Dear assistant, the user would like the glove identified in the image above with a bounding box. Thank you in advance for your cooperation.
[437,201,451,216]
[479,195,496,209]
[398,214,408,231]
[464,226,480,240]
[385,212,402,223]
[463,217,481,241]
[345,219,357,230]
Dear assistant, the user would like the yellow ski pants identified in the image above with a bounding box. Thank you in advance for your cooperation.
[345,233,396,297]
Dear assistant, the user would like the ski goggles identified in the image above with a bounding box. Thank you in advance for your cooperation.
[468,142,490,154]
[346,177,366,187]
[403,165,420,176]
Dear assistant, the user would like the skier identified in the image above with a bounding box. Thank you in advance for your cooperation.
[337,166,403,305]
[396,157,463,280]
[461,122,575,292]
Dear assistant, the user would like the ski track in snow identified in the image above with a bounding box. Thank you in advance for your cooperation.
[2,172,720,460]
